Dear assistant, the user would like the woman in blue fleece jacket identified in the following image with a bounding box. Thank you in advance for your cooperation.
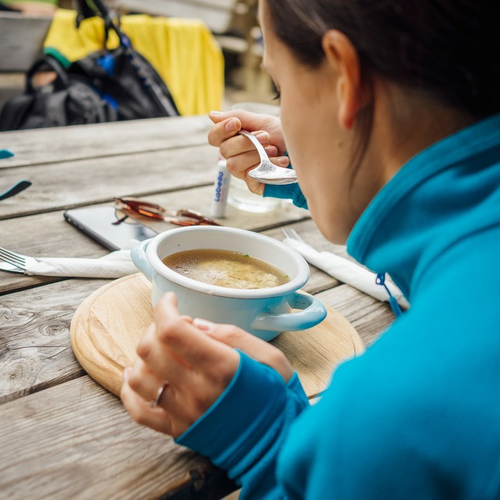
[121,0,500,498]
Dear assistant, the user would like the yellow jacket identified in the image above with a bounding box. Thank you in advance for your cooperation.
[44,9,224,115]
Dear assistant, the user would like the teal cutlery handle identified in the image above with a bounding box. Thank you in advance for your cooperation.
[0,180,32,201]
[0,149,14,160]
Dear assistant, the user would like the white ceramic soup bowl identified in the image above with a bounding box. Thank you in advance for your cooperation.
[130,226,327,341]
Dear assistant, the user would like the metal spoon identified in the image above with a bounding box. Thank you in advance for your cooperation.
[238,130,298,185]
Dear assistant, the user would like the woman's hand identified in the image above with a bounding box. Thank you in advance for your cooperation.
[121,292,293,438]
[208,110,289,196]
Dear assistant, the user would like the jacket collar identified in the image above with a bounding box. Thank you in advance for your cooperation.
[347,113,500,301]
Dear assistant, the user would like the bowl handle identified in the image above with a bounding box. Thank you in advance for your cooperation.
[251,292,327,332]
[130,239,154,281]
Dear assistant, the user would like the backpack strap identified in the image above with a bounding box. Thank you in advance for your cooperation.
[25,56,69,93]
[75,0,96,27]
[72,54,109,81]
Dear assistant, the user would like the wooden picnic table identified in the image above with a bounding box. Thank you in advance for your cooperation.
[0,116,395,499]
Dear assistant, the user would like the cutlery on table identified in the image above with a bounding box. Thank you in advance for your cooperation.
[0,246,138,279]
[0,180,32,201]
[0,261,24,274]
[0,246,38,271]
[0,149,14,160]
[238,130,298,185]
[281,226,409,309]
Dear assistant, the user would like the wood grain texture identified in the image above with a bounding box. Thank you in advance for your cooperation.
[0,283,393,499]
[0,116,213,169]
[0,273,393,406]
[70,274,152,396]
[0,115,399,500]
[115,0,237,33]
[0,279,109,404]
[0,13,51,72]
[0,145,219,220]
[0,376,236,500]
[0,149,317,223]
[316,284,394,347]
[272,305,365,397]
[70,274,364,398]
[0,189,310,295]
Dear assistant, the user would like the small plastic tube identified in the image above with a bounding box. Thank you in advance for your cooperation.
[210,159,231,218]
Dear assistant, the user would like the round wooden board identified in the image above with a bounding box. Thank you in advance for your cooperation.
[70,274,364,398]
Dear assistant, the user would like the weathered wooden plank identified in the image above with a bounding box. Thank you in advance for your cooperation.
[0,279,109,404]
[0,376,236,500]
[317,284,394,347]
[0,188,310,295]
[0,116,213,169]
[0,113,397,500]
[0,274,390,405]
[0,286,392,499]
[115,0,238,33]
[0,144,220,220]
[0,12,52,72]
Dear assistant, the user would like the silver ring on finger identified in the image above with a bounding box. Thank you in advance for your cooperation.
[150,382,169,408]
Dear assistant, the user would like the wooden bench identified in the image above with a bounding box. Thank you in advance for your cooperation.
[112,0,245,34]
[0,12,53,109]
[0,12,52,72]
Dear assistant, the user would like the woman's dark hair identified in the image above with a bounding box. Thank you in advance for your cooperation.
[266,0,500,120]
[266,0,499,184]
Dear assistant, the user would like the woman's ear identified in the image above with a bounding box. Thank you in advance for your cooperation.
[322,30,362,130]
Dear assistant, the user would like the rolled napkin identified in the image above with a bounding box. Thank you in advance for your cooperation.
[24,249,138,278]
[283,237,409,309]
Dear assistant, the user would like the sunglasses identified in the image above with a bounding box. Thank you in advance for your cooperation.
[115,197,220,227]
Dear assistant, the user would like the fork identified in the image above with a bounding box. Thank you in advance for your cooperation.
[281,226,304,242]
[281,226,410,313]
[0,261,24,273]
[0,246,39,270]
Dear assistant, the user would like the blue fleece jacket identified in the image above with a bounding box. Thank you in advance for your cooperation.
[177,114,500,499]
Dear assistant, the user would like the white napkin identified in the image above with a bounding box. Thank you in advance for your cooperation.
[24,249,138,278]
[283,238,409,309]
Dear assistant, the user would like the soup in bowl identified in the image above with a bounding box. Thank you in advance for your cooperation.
[162,248,291,290]
[131,226,327,341]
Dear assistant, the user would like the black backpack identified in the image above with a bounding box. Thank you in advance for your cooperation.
[69,43,179,121]
[0,0,180,131]
[0,55,117,131]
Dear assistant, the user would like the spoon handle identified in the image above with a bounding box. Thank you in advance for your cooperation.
[0,180,32,201]
[0,149,14,160]
[238,130,270,163]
